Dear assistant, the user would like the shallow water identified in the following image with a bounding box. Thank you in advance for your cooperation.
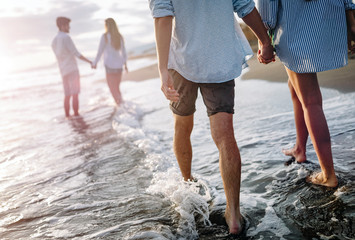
[0,60,354,239]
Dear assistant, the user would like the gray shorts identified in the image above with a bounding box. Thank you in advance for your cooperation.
[169,70,235,117]
[62,71,80,96]
[105,66,122,74]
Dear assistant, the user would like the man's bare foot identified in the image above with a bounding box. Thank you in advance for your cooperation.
[282,146,306,163]
[306,172,338,187]
[225,208,243,235]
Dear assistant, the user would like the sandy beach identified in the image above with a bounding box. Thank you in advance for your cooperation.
[242,55,355,93]
[123,53,355,93]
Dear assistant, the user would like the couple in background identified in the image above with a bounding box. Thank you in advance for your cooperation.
[51,17,127,118]
[150,0,355,235]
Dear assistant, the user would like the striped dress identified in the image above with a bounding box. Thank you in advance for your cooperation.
[255,0,355,73]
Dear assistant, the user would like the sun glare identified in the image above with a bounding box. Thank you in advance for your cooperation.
[0,56,13,76]
[1,1,52,17]
[0,42,14,76]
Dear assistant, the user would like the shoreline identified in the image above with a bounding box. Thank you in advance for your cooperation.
[122,53,355,93]
[241,55,355,93]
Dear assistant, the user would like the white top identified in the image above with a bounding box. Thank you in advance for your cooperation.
[51,31,81,77]
[93,33,127,69]
[149,0,254,83]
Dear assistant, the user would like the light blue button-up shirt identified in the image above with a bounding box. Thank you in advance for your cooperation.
[149,0,255,83]
[256,0,355,73]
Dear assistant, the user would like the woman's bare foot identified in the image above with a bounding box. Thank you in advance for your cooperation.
[306,172,338,187]
[282,146,307,163]
[225,208,243,235]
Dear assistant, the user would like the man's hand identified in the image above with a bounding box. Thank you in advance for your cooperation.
[160,69,179,102]
[257,40,275,64]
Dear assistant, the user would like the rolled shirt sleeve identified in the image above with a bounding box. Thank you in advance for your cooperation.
[255,0,279,30]
[343,0,355,10]
[233,0,255,18]
[149,0,175,18]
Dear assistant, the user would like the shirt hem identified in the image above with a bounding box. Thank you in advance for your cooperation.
[168,67,242,84]
[281,60,348,74]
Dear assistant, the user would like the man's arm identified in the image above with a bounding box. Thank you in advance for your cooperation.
[66,36,92,65]
[154,16,179,102]
[79,55,92,65]
[242,8,275,64]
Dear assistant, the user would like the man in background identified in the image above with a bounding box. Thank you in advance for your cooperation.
[52,16,92,118]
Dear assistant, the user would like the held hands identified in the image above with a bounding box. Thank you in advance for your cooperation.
[257,40,275,64]
[91,62,97,69]
[160,69,179,102]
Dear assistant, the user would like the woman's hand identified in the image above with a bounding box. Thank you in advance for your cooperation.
[257,40,275,64]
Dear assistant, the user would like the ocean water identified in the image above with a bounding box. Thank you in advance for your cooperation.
[0,59,354,240]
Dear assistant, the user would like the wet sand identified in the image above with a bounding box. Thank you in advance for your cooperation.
[122,63,159,82]
[122,54,355,93]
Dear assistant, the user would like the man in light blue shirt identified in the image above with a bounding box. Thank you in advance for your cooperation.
[149,0,274,234]
[52,17,92,118]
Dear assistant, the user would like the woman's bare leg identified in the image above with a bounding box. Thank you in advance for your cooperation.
[283,79,308,163]
[106,71,123,105]
[285,67,337,187]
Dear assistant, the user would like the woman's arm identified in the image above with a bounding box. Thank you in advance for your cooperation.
[121,38,128,72]
[92,34,106,68]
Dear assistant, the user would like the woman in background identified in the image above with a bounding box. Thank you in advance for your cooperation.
[256,0,355,187]
[92,18,128,105]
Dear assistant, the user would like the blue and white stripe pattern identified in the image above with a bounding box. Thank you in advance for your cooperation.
[256,0,355,73]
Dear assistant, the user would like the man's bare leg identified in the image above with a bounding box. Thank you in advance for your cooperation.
[72,94,79,116]
[173,114,194,181]
[210,112,242,234]
[285,68,338,187]
[64,96,71,118]
[283,79,308,163]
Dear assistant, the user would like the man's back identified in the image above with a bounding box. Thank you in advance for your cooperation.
[149,0,255,83]
[52,31,80,77]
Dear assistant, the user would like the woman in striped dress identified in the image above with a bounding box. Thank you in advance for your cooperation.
[256,0,355,187]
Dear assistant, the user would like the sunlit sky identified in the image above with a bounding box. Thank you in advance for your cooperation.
[0,0,155,74]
